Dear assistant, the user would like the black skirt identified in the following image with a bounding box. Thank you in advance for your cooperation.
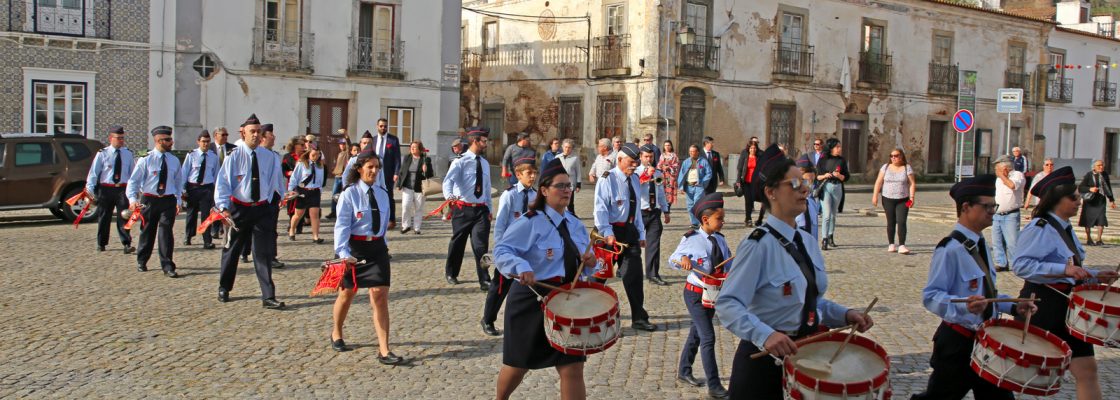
[502,281,586,369]
[1018,282,1094,358]
[295,187,322,209]
[343,240,391,288]
[1079,202,1108,227]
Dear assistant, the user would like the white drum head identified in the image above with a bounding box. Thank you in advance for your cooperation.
[984,326,1065,358]
[547,288,616,319]
[792,340,886,382]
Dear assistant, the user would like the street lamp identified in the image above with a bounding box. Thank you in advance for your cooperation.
[677,25,696,46]
[1047,66,1059,82]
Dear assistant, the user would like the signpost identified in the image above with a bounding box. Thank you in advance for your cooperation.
[997,88,1024,156]
[956,70,978,181]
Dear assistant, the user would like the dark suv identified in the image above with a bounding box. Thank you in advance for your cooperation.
[0,133,105,222]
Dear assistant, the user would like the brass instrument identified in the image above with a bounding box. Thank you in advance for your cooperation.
[652,176,664,186]
[590,227,628,252]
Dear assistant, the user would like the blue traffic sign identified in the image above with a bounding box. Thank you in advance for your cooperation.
[952,109,974,133]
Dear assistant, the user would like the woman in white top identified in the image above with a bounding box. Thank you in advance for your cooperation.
[871,148,916,254]
[1024,158,1054,209]
[286,145,326,243]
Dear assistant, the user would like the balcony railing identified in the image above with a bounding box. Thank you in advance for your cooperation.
[928,62,959,94]
[676,35,720,77]
[251,27,314,72]
[1099,22,1115,37]
[858,51,892,85]
[1094,80,1116,105]
[591,34,630,75]
[1046,77,1074,102]
[4,0,121,39]
[461,50,481,71]
[773,42,814,78]
[349,37,404,79]
[1005,70,1030,101]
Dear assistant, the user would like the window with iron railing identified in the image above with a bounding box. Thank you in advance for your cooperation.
[4,0,131,39]
[773,42,814,78]
[349,37,404,78]
[677,35,720,76]
[1005,70,1030,100]
[1094,80,1116,105]
[1046,77,1074,102]
[858,51,892,85]
[592,34,630,72]
[251,27,314,72]
[1099,22,1115,37]
[928,62,958,94]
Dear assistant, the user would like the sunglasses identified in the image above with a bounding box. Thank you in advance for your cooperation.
[780,178,812,190]
[813,143,822,146]
[1044,163,1054,166]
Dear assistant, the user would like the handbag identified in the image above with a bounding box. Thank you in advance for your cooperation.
[1082,192,1099,201]
[733,182,744,197]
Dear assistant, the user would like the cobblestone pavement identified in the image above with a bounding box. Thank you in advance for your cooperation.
[1,190,1118,399]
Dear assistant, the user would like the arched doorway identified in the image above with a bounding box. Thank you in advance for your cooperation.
[679,88,706,152]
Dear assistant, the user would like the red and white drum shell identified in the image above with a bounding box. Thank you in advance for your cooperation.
[970,318,1072,396]
[1066,284,1120,347]
[700,272,726,309]
[783,331,892,400]
[541,281,621,356]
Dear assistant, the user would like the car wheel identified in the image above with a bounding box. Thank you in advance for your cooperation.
[49,207,66,220]
[59,186,99,223]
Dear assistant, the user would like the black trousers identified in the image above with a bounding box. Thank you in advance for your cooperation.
[219,203,278,300]
[728,339,783,399]
[242,196,281,260]
[184,184,215,245]
[445,204,491,283]
[642,209,663,278]
[95,186,131,247]
[910,323,1014,400]
[136,196,177,272]
[882,196,909,245]
[594,223,648,322]
[482,273,515,325]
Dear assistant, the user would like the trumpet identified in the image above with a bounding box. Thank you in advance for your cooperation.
[652,176,664,186]
[590,227,629,251]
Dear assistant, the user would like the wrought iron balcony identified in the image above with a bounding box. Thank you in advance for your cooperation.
[1046,77,1073,102]
[772,42,814,78]
[4,0,125,39]
[251,27,314,73]
[1094,80,1116,105]
[591,34,630,76]
[676,35,720,78]
[928,62,959,94]
[858,51,892,85]
[1099,22,1115,37]
[1004,70,1030,102]
[349,37,404,79]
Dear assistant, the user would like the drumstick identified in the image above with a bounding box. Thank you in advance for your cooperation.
[949,298,1039,304]
[534,281,580,297]
[1097,264,1120,302]
[689,257,734,280]
[749,324,855,359]
[827,297,878,364]
[1021,293,1036,344]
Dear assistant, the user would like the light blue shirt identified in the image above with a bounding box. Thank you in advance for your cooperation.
[716,215,850,348]
[494,182,537,242]
[181,148,218,187]
[593,167,647,241]
[1012,213,1103,285]
[85,146,134,193]
[669,229,732,286]
[287,161,326,191]
[677,156,712,189]
[126,149,183,205]
[334,180,391,259]
[923,223,1013,330]
[637,165,669,213]
[493,206,592,280]
[214,145,286,211]
[442,150,493,210]
[794,196,820,240]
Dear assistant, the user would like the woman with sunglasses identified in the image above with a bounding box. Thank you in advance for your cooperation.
[871,148,915,254]
[717,144,873,399]
[1012,166,1119,399]
[1024,158,1054,209]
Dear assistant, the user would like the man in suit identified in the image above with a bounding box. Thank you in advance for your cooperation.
[809,138,824,167]
[702,136,724,194]
[210,127,238,240]
[373,118,401,229]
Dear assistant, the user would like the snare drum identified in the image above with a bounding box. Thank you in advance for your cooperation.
[700,272,726,309]
[541,281,621,356]
[1067,284,1120,347]
[971,318,1072,396]
[784,331,892,400]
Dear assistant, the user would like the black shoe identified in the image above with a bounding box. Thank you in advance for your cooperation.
[203,243,216,250]
[652,277,669,286]
[97,245,106,252]
[164,270,179,278]
[446,276,459,285]
[218,288,230,303]
[744,220,754,227]
[136,264,147,272]
[708,386,729,399]
[755,220,764,226]
[481,320,501,336]
[288,235,296,241]
[123,245,136,254]
[829,236,837,247]
[632,320,658,332]
[821,239,829,251]
[1098,240,1107,246]
[184,237,192,246]
[414,230,421,235]
[677,374,704,387]
[377,352,404,365]
[401,227,412,234]
[314,238,324,244]
[996,265,1011,272]
[331,338,351,352]
[272,259,285,269]
[480,281,491,292]
[241,255,250,263]
[262,298,286,309]
[325,213,336,220]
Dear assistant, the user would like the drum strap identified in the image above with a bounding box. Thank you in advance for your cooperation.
[761,224,819,336]
[545,211,581,285]
[947,230,997,320]
[1040,216,1083,267]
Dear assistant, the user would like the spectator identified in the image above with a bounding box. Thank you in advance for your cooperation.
[608,136,623,160]
[736,142,761,226]
[640,133,661,162]
[1025,158,1054,209]
[557,139,582,214]
[1079,159,1116,246]
[539,138,561,177]
[588,138,614,184]
[658,140,680,207]
[702,136,724,194]
[501,132,536,187]
[677,144,712,228]
[991,156,1025,271]
[809,138,824,167]
[1011,146,1030,173]
[871,148,916,254]
[327,137,351,219]
[815,138,849,250]
[397,141,434,235]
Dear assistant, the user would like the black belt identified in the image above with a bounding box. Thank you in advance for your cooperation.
[996,209,1019,216]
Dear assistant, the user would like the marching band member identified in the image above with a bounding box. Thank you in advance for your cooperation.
[181,130,219,249]
[639,144,671,286]
[85,125,135,254]
[912,175,1036,400]
[793,154,820,240]
[286,143,326,243]
[214,114,287,309]
[593,143,656,332]
[442,127,494,290]
[669,192,729,399]
[481,156,537,336]
[1012,166,1119,399]
[716,144,873,399]
[330,151,404,365]
[125,126,184,277]
[493,158,595,400]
